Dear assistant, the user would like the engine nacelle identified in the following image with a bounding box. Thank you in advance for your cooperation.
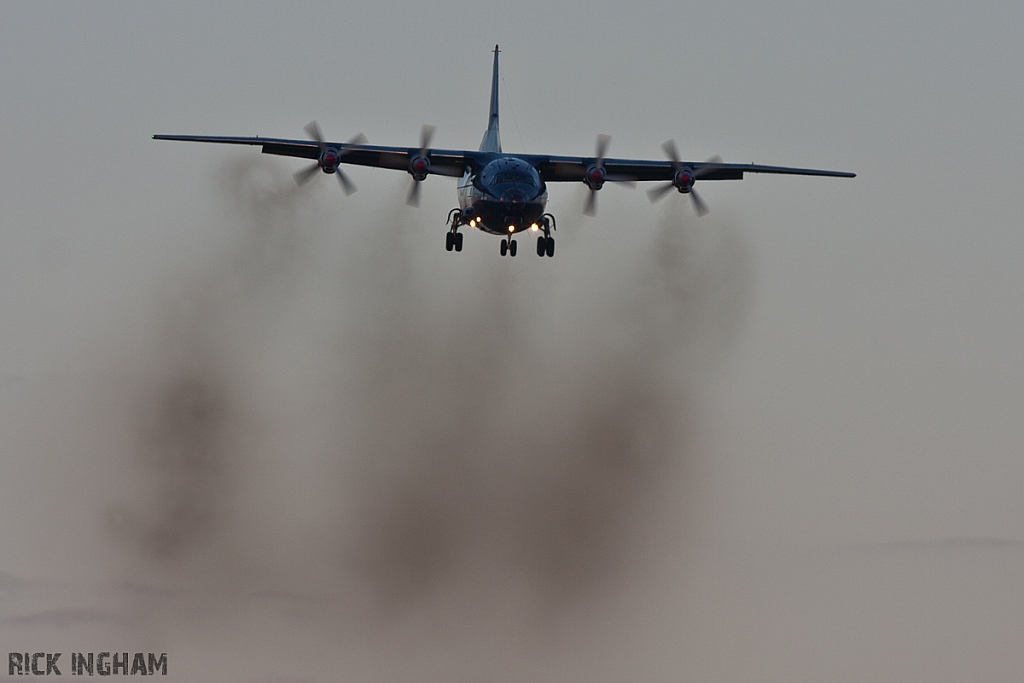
[319,148,340,174]
[673,166,695,193]
[584,164,606,191]
[409,155,430,181]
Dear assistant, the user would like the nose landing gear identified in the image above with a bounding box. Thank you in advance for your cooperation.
[500,238,517,257]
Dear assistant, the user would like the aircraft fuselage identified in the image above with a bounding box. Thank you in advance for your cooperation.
[457,156,548,235]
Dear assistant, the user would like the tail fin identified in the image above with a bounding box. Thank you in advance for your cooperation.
[479,45,502,153]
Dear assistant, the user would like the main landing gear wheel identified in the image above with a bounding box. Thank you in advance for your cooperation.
[501,238,517,257]
[445,232,464,252]
[536,235,555,257]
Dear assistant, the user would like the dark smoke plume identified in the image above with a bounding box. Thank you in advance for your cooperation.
[106,157,753,677]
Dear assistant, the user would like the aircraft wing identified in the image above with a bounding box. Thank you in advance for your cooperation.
[153,135,854,183]
[522,154,856,182]
[152,135,469,177]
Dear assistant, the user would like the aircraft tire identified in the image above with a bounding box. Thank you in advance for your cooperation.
[537,236,546,257]
[546,237,555,257]
[445,232,454,251]
[500,239,508,256]
[509,239,517,257]
[455,233,464,251]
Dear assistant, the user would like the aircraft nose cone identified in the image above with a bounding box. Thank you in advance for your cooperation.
[501,188,527,203]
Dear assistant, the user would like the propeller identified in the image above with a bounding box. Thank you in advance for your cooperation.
[581,135,637,216]
[646,139,721,216]
[406,124,436,207]
[583,134,611,217]
[293,121,366,196]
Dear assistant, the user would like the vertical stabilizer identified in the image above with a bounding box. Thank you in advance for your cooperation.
[479,45,502,153]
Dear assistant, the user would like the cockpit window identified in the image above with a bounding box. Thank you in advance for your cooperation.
[480,159,541,190]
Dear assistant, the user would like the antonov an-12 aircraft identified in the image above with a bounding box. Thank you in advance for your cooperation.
[155,46,854,258]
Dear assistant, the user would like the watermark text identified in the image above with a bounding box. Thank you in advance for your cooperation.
[8,653,167,676]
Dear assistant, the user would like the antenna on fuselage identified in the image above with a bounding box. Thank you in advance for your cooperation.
[479,45,502,153]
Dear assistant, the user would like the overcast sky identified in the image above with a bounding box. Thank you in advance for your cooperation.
[1,2,1023,681]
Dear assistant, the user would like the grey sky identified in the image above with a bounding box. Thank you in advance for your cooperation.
[1,1,1023,681]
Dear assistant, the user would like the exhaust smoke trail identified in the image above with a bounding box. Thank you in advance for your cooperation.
[105,158,753,680]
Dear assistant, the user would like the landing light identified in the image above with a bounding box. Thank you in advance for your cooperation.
[508,225,514,233]
[530,223,539,231]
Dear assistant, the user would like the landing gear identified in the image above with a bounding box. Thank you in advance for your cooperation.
[501,238,517,257]
[536,213,556,257]
[445,231,463,252]
[445,208,464,252]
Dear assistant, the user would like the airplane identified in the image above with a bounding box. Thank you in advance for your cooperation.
[155,46,854,258]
